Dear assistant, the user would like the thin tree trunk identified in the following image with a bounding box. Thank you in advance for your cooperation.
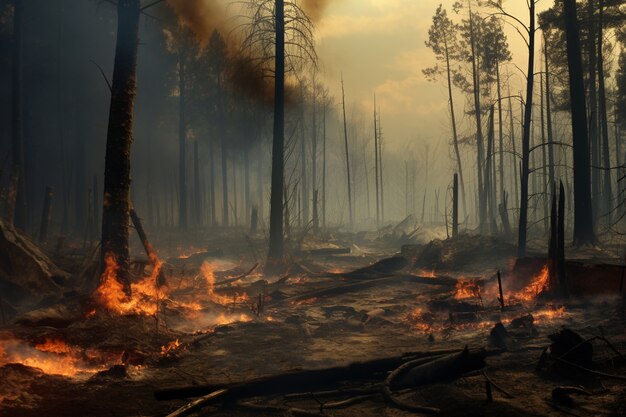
[517,0,535,257]
[468,4,485,231]
[209,135,217,227]
[39,186,53,244]
[597,0,612,223]
[299,83,308,227]
[587,0,601,224]
[311,82,318,233]
[544,36,555,195]
[541,70,548,232]
[341,77,353,229]
[100,0,140,294]
[194,141,201,226]
[322,100,327,229]
[507,81,519,221]
[268,0,285,261]
[10,0,26,229]
[244,147,250,227]
[178,54,188,230]
[496,59,504,208]
[374,95,380,228]
[564,0,595,244]
[445,37,467,218]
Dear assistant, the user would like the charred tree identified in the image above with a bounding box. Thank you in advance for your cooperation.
[563,0,595,245]
[517,0,536,257]
[597,0,612,223]
[267,0,285,261]
[100,0,140,294]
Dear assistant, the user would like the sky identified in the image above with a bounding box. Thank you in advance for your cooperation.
[314,0,552,157]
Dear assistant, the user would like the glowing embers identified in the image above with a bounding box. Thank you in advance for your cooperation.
[454,278,482,300]
[200,261,249,306]
[0,333,120,378]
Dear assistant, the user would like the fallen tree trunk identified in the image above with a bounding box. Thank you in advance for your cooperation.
[340,256,409,279]
[154,349,463,401]
[305,247,351,256]
[268,274,457,307]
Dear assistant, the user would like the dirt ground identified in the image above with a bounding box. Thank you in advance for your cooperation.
[1,228,625,417]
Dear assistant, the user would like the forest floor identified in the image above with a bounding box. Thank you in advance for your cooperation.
[1,226,625,417]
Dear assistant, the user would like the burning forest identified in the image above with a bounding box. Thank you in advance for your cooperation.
[1,0,626,416]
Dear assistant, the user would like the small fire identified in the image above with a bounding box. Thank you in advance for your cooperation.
[201,261,249,306]
[95,253,166,316]
[34,338,71,354]
[454,278,481,300]
[405,308,433,332]
[510,265,550,303]
[533,305,567,324]
[291,297,319,306]
[160,339,183,356]
[415,269,436,278]
[0,333,115,377]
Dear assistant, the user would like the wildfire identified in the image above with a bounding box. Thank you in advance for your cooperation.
[509,265,550,303]
[533,305,567,324]
[454,278,481,300]
[34,338,71,354]
[415,269,437,278]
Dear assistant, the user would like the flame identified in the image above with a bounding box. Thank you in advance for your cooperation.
[160,339,183,356]
[405,308,433,332]
[533,305,567,324]
[95,252,166,316]
[290,297,319,306]
[34,338,71,354]
[200,261,249,306]
[0,333,116,377]
[454,278,481,300]
[415,269,436,278]
[509,265,549,303]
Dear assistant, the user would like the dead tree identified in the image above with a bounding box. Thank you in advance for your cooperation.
[452,173,459,239]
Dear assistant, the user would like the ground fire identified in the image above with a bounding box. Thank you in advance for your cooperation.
[1,0,626,416]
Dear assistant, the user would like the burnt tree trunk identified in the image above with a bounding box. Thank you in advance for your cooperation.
[10,0,26,229]
[563,0,595,245]
[100,0,140,294]
[341,77,353,229]
[517,0,535,257]
[597,0,612,223]
[38,186,53,244]
[267,0,285,262]
[452,173,458,239]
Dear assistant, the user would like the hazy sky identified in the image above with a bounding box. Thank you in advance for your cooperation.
[314,0,551,157]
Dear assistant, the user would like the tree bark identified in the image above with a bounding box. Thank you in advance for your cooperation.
[587,0,601,224]
[100,0,140,295]
[563,0,595,245]
[268,0,285,262]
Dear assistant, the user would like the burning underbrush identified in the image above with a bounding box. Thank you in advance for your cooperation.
[404,265,570,337]
[0,333,124,378]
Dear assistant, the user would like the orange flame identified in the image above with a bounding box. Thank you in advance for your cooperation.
[200,261,249,306]
[0,334,117,377]
[160,339,182,356]
[454,278,481,300]
[405,308,433,332]
[510,265,549,303]
[95,252,166,316]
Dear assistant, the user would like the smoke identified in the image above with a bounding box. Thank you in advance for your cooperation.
[300,0,333,22]
[165,0,231,49]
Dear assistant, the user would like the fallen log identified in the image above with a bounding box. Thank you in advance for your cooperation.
[154,349,462,401]
[341,256,409,279]
[305,247,351,256]
[215,263,259,287]
[268,274,457,307]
